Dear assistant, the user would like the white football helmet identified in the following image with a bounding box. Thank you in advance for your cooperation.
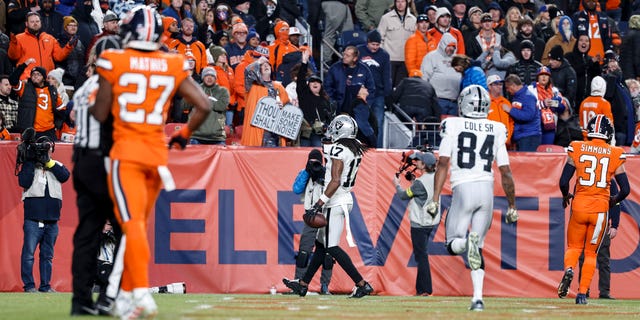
[326,114,358,142]
[458,84,491,119]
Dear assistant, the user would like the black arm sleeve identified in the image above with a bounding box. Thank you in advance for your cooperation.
[9,63,27,86]
[609,180,620,229]
[613,172,630,205]
[559,162,576,197]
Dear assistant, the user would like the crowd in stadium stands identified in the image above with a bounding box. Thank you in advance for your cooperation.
[0,0,639,152]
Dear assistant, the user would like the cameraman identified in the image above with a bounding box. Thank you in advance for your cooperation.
[17,136,69,293]
[393,151,439,296]
[291,149,333,294]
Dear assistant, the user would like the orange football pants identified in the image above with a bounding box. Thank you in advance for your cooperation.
[564,210,608,294]
[108,160,162,291]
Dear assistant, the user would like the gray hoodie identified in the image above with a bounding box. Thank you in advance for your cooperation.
[420,33,461,100]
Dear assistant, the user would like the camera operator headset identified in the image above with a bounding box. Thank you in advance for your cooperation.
[393,150,439,296]
[16,127,70,293]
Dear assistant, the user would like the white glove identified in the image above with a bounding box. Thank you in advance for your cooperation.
[505,207,518,224]
[425,201,439,217]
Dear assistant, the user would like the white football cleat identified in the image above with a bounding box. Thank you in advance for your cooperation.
[467,232,481,271]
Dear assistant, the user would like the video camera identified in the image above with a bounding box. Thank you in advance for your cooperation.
[395,145,434,181]
[15,127,54,174]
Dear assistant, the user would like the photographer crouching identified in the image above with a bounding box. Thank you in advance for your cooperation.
[16,127,70,293]
[393,150,439,296]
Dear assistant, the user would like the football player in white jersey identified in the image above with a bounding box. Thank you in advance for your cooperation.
[427,85,517,311]
[284,115,374,298]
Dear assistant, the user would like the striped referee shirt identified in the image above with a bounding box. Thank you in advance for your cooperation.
[73,75,110,152]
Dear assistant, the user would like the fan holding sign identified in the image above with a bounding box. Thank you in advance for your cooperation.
[241,57,293,146]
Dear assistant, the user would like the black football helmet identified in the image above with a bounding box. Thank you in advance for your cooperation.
[119,5,163,51]
[586,114,614,141]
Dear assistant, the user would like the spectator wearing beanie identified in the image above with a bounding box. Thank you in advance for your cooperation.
[225,22,252,70]
[359,29,391,147]
[56,15,86,89]
[232,44,269,121]
[620,15,640,80]
[507,39,543,86]
[378,0,417,87]
[189,66,230,145]
[208,45,237,126]
[548,44,577,109]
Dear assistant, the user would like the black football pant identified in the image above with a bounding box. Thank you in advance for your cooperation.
[71,151,121,309]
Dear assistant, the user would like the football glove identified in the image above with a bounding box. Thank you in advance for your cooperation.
[425,201,439,217]
[505,207,518,224]
[562,193,574,209]
[168,126,192,150]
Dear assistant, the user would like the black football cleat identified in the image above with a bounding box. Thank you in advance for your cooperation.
[576,293,588,305]
[282,278,308,297]
[349,282,373,298]
[558,268,573,298]
[469,300,484,311]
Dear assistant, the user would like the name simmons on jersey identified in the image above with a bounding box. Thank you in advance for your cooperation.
[322,142,362,207]
[440,117,509,188]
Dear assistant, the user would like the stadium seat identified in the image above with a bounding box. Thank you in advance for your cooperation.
[164,123,183,137]
[536,144,566,153]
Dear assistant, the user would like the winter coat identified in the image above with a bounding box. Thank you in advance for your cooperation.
[56,32,86,89]
[565,47,601,110]
[358,44,392,98]
[573,10,614,56]
[541,34,576,66]
[461,66,488,91]
[8,29,75,80]
[421,33,461,100]
[377,9,417,61]
[404,29,430,76]
[508,85,541,141]
[506,33,545,62]
[324,60,375,114]
[507,58,543,86]
[550,59,578,109]
[167,37,207,74]
[426,26,465,55]
[296,62,332,125]
[620,16,640,80]
[189,84,230,143]
[391,77,441,122]
[355,0,393,31]
[240,60,290,146]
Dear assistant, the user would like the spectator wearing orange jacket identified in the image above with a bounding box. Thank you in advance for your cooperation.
[426,8,464,56]
[168,18,208,74]
[208,45,236,126]
[8,12,77,80]
[268,20,298,75]
[405,14,430,77]
[487,75,514,146]
[233,45,269,126]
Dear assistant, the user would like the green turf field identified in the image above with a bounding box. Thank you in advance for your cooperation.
[1,293,638,319]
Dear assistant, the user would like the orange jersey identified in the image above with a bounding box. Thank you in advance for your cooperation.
[567,139,626,213]
[96,48,189,166]
[578,96,613,139]
[14,81,64,132]
[587,13,605,62]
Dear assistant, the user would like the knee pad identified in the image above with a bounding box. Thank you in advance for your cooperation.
[296,251,310,268]
[322,253,334,270]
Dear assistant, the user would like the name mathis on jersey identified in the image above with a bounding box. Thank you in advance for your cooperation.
[464,120,495,133]
[130,57,168,72]
[580,143,611,155]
